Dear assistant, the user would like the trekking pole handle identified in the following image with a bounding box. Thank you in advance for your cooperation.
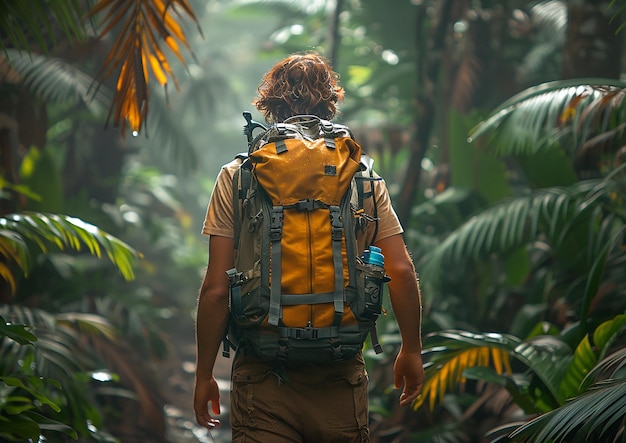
[243,111,267,148]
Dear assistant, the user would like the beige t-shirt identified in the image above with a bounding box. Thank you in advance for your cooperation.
[202,157,403,250]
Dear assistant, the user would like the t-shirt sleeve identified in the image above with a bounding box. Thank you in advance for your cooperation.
[372,175,404,241]
[201,161,238,238]
[357,171,404,251]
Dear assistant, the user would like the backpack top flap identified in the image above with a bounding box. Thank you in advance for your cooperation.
[250,131,362,206]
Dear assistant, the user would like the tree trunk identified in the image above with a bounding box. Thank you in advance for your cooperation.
[396,0,455,225]
[326,0,344,67]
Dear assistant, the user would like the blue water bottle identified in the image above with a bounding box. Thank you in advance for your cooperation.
[359,246,390,319]
[361,246,385,267]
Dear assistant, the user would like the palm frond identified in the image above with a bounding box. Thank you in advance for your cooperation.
[509,379,626,443]
[0,212,140,282]
[1,306,122,376]
[0,0,86,54]
[87,0,201,135]
[511,335,573,408]
[421,174,625,286]
[419,331,604,412]
[414,331,519,410]
[419,165,626,327]
[55,312,118,341]
[3,49,111,115]
[468,79,626,159]
[584,347,626,385]
[1,306,85,379]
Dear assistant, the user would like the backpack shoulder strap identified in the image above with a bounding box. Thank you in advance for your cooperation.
[232,153,252,249]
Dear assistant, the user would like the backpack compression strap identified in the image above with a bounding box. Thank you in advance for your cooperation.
[329,205,346,320]
[266,202,345,328]
[267,205,284,326]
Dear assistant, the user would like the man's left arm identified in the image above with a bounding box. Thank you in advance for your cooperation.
[375,233,425,407]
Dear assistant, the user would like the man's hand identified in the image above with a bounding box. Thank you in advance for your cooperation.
[194,376,221,429]
[393,349,425,407]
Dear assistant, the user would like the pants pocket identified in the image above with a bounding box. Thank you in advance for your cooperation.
[231,368,274,428]
[327,369,369,433]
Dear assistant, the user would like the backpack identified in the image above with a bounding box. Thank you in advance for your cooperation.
[225,113,389,364]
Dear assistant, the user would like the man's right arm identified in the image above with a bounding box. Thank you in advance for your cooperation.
[375,233,425,407]
[193,235,233,429]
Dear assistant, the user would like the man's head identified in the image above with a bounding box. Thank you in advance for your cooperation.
[253,52,345,123]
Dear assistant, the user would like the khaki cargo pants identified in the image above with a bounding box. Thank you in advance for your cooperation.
[230,352,370,442]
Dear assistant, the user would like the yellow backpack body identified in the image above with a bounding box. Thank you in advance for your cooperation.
[226,115,389,363]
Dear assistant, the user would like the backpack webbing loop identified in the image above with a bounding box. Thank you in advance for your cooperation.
[369,325,384,354]
[324,136,336,149]
[275,139,288,154]
[268,205,284,326]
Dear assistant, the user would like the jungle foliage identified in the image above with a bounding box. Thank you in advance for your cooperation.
[0,1,624,442]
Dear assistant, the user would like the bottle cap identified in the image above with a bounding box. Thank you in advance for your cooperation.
[363,246,384,266]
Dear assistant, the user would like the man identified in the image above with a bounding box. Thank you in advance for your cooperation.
[194,52,424,442]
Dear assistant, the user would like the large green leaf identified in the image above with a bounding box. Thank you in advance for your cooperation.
[557,335,596,401]
[23,410,79,439]
[559,314,626,399]
[1,376,61,412]
[516,148,578,188]
[0,413,41,440]
[0,316,37,345]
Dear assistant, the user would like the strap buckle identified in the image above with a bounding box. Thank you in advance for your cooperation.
[296,199,316,211]
[294,326,319,340]
[226,268,246,287]
[270,207,284,241]
[329,206,343,241]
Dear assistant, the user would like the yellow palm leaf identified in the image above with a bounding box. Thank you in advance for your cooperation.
[413,346,512,410]
[0,262,17,293]
[88,0,199,135]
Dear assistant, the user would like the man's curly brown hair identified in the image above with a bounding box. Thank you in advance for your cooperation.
[253,52,345,123]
